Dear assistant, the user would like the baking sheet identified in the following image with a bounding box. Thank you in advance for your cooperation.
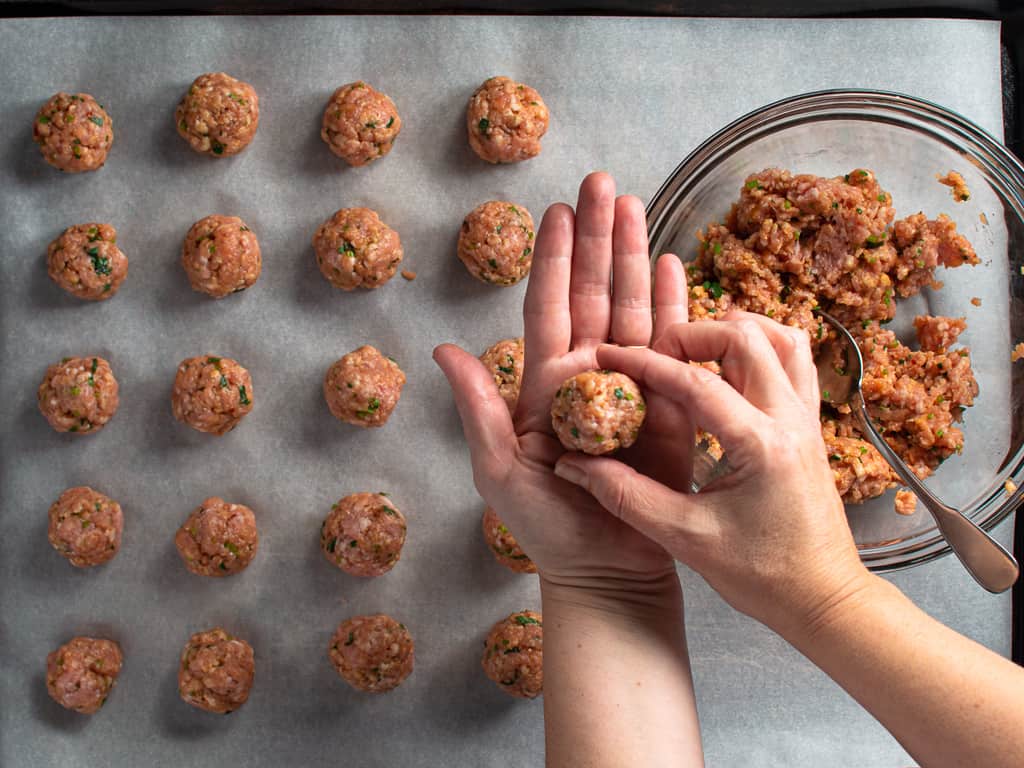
[0,15,1010,768]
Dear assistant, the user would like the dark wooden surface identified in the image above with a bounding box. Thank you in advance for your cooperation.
[1,0,1021,666]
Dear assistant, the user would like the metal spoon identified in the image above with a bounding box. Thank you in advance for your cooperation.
[814,311,1019,593]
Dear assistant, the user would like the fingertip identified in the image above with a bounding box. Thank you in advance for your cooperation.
[579,172,617,206]
[614,194,645,216]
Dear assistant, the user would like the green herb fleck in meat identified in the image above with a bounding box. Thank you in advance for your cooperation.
[702,280,723,300]
[345,632,354,646]
[614,387,624,399]
[386,116,394,128]
[745,179,761,190]
[224,541,239,556]
[478,118,490,134]
[211,141,224,155]
[89,116,104,127]
[238,385,251,405]
[38,115,51,124]
[219,375,229,388]
[514,615,541,626]
[570,427,579,438]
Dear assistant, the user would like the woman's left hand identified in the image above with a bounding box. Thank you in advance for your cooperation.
[434,172,694,591]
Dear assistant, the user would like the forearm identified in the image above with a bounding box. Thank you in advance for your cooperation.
[540,573,704,768]
[782,573,1024,768]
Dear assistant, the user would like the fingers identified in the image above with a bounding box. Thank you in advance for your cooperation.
[570,172,616,346]
[553,454,693,551]
[609,195,652,346]
[433,344,516,488]
[647,317,798,413]
[724,311,819,410]
[523,203,575,362]
[595,343,771,467]
[652,253,688,343]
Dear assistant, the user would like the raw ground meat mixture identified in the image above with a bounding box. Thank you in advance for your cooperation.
[466,76,549,164]
[457,201,535,286]
[181,215,261,298]
[551,370,647,455]
[46,637,123,714]
[48,486,123,567]
[323,345,405,428]
[175,72,259,157]
[178,627,255,713]
[175,497,259,577]
[328,614,414,693]
[689,167,980,509]
[479,336,525,412]
[47,222,128,300]
[171,355,253,435]
[320,81,402,166]
[481,610,543,699]
[37,355,119,434]
[481,506,536,573]
[33,92,113,173]
[320,492,406,577]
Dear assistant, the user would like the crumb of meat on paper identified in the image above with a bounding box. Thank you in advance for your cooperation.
[895,489,917,516]
[970,297,982,307]
[1012,342,1024,363]
[979,212,988,225]
[401,269,417,281]
[938,171,971,202]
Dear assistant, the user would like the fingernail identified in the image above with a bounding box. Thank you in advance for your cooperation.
[554,461,585,485]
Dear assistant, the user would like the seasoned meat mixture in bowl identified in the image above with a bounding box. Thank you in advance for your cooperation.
[646,90,1024,571]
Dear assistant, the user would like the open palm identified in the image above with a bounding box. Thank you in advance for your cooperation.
[435,173,696,587]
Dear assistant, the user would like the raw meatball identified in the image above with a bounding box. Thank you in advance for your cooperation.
[175,72,259,157]
[33,92,114,173]
[320,492,406,577]
[323,346,405,428]
[47,223,128,300]
[181,215,261,298]
[171,355,253,435]
[458,201,535,286]
[313,207,403,290]
[481,507,536,574]
[328,614,414,693]
[479,337,525,411]
[178,628,255,714]
[551,370,646,455]
[48,486,123,568]
[466,76,549,164]
[46,637,123,714]
[37,355,119,435]
[481,611,543,699]
[175,497,259,577]
[321,81,402,166]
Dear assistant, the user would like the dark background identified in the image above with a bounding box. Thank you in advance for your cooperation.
[3,0,1022,665]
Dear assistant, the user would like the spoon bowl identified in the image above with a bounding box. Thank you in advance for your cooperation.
[813,311,1019,593]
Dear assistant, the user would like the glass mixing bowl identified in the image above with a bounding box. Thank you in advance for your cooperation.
[646,89,1024,572]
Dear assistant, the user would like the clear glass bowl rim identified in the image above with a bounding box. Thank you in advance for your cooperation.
[645,88,1024,573]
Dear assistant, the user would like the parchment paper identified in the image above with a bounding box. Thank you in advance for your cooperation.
[0,16,1010,768]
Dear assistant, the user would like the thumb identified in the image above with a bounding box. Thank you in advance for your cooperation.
[554,454,693,549]
[433,343,517,488]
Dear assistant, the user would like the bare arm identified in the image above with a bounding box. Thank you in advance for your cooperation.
[783,573,1024,768]
[554,315,1024,768]
[542,575,704,768]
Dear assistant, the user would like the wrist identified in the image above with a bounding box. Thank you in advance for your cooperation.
[540,569,684,622]
[771,565,888,647]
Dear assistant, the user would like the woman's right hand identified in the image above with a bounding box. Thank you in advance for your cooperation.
[553,311,873,636]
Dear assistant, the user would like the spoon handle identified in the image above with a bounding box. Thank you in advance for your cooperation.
[852,395,1019,593]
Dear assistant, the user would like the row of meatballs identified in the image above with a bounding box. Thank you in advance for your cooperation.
[37,343,648,456]
[46,199,535,304]
[47,609,544,717]
[46,487,535,578]
[34,73,549,172]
